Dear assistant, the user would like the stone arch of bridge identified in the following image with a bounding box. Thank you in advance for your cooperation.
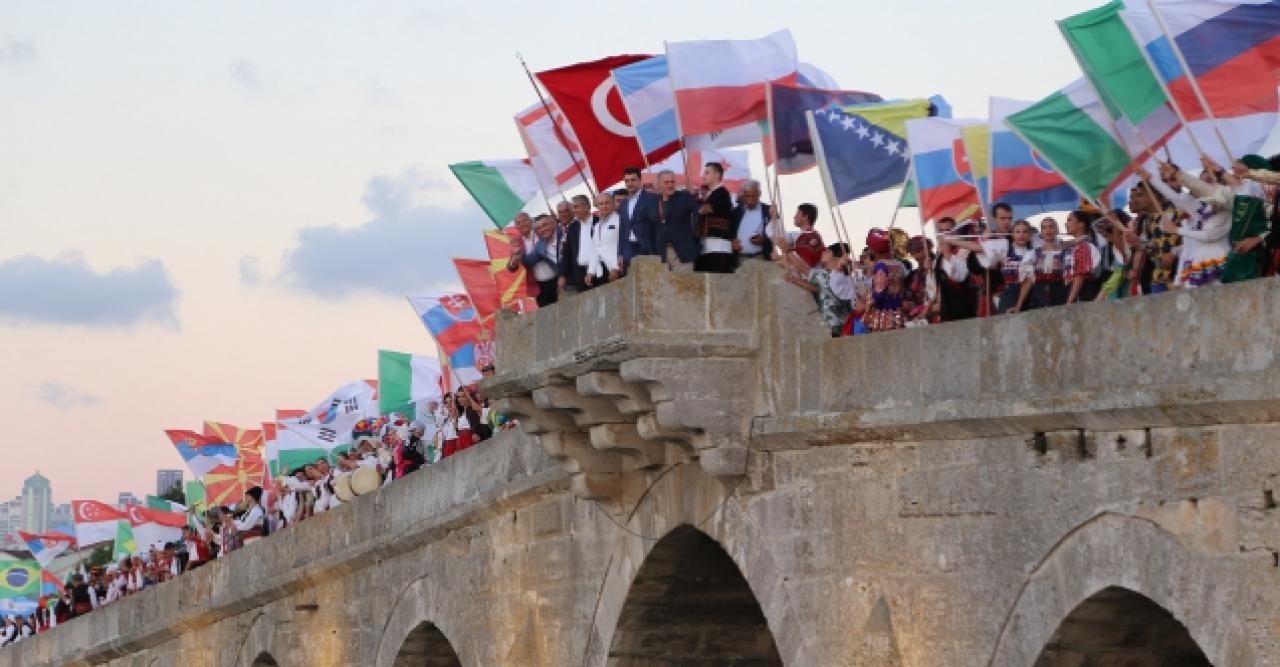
[234,610,285,667]
[249,652,279,667]
[988,512,1254,666]
[374,576,464,667]
[581,463,813,665]
[1033,586,1210,665]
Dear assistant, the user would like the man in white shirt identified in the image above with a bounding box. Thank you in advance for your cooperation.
[586,191,622,286]
[730,179,774,267]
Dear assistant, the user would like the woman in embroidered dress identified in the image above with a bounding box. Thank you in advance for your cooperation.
[1064,209,1102,305]
[1141,159,1232,288]
[992,220,1038,314]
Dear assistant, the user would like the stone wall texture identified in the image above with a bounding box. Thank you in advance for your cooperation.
[6,258,1278,666]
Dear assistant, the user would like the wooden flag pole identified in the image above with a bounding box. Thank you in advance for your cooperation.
[1144,0,1235,160]
[516,52,595,198]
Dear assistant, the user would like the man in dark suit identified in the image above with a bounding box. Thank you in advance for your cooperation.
[617,167,658,274]
[730,178,774,270]
[558,194,596,293]
[650,169,699,271]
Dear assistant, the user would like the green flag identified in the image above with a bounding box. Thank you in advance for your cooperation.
[1058,1,1168,124]
[448,160,541,228]
[184,480,207,514]
[0,560,40,598]
[378,349,443,416]
[113,520,136,561]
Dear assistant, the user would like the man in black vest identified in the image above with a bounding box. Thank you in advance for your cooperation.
[730,179,774,269]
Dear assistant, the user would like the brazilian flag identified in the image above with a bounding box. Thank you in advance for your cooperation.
[0,560,40,598]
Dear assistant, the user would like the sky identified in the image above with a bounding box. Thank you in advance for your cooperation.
[0,0,1110,504]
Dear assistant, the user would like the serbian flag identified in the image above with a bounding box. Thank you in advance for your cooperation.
[203,421,265,480]
[1120,1,1280,164]
[667,29,798,138]
[406,293,489,384]
[905,117,985,222]
[127,505,186,551]
[989,98,1080,218]
[18,531,75,568]
[166,429,237,478]
[537,55,664,191]
[515,100,590,191]
[71,500,129,547]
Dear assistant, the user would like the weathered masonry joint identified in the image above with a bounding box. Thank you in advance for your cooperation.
[7,259,1279,666]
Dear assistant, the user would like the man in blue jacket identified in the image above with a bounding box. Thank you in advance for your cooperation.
[650,169,698,271]
[617,167,658,274]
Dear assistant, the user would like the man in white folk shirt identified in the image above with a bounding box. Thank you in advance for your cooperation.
[730,179,775,269]
[586,191,622,287]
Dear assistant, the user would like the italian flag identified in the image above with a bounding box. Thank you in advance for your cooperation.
[378,349,442,416]
[448,159,541,229]
[1005,78,1179,202]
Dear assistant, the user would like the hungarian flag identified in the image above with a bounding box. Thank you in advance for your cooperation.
[537,55,653,192]
[71,500,129,547]
[18,531,75,568]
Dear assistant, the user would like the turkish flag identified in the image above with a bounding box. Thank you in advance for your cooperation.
[537,55,675,192]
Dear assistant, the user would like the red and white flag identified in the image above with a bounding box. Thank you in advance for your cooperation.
[644,148,754,194]
[537,55,663,192]
[515,100,591,192]
[71,500,129,547]
[667,29,798,138]
[127,505,186,551]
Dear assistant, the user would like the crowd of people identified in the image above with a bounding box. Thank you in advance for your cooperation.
[506,153,1280,333]
[1,382,513,645]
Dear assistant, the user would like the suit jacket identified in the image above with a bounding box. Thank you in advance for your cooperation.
[618,189,659,267]
[521,227,564,280]
[558,217,596,289]
[651,190,700,263]
[730,202,774,259]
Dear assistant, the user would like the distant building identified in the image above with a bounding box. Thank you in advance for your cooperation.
[0,497,22,538]
[117,492,140,509]
[21,473,53,533]
[155,469,183,496]
[49,503,73,533]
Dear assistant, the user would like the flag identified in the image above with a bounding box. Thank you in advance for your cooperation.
[1006,79,1181,202]
[807,99,935,205]
[1120,0,1280,165]
[126,505,185,551]
[453,258,502,319]
[989,98,1080,217]
[17,531,74,569]
[274,380,377,473]
[0,561,40,598]
[40,569,62,597]
[645,148,754,194]
[667,29,799,137]
[449,160,540,229]
[1061,1,1171,125]
[112,520,135,560]
[611,55,682,161]
[71,500,129,546]
[184,480,207,515]
[516,100,590,191]
[145,495,185,513]
[767,81,883,175]
[538,55,662,191]
[905,117,986,222]
[204,421,266,491]
[480,230,537,313]
[378,349,443,416]
[407,292,489,384]
[166,429,237,478]
[960,123,993,215]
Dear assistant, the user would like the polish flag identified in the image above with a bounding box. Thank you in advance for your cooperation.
[538,55,673,192]
[71,500,129,547]
[667,29,798,138]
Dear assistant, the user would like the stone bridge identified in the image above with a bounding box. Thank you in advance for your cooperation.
[6,258,1279,666]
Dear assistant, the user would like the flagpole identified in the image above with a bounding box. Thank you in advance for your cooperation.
[1116,11,1209,158]
[662,41,698,193]
[516,52,595,198]
[804,109,855,255]
[1143,0,1234,160]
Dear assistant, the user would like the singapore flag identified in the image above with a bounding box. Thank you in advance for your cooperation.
[71,500,129,547]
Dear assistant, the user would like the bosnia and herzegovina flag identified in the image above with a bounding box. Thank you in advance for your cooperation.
[807,98,936,206]
[0,560,40,599]
[904,117,985,222]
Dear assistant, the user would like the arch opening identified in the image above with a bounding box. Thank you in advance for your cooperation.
[392,621,462,667]
[607,525,782,665]
[250,653,278,667]
[1034,586,1210,666]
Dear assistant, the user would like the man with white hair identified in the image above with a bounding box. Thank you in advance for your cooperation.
[731,178,775,268]
[586,191,622,286]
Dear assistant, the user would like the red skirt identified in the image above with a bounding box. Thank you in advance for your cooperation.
[443,438,458,457]
[458,429,474,450]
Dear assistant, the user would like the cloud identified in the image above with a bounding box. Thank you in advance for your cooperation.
[0,34,36,65]
[238,255,263,286]
[0,253,180,328]
[228,57,267,93]
[36,382,101,410]
[277,169,489,298]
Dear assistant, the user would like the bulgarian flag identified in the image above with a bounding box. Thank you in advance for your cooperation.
[1005,78,1179,202]
[377,349,443,416]
[449,160,541,229]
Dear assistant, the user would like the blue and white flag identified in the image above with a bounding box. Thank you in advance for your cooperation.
[612,55,680,161]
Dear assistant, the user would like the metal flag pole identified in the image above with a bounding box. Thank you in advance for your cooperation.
[516,52,595,198]
[1144,0,1235,160]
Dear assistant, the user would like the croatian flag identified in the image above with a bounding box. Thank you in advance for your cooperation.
[905,117,985,222]
[17,531,75,568]
[989,97,1079,218]
[667,29,798,138]
[612,55,681,161]
[1120,1,1279,163]
[165,429,238,478]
